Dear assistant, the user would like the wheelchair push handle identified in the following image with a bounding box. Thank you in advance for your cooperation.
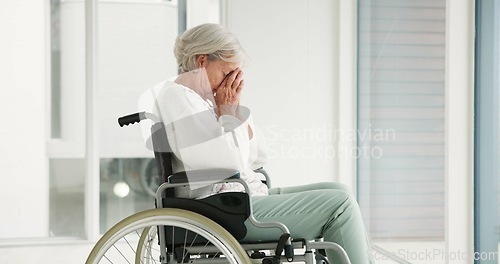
[118,112,146,127]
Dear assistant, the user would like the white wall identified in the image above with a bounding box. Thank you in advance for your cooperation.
[0,0,48,238]
[224,0,342,188]
[187,0,220,28]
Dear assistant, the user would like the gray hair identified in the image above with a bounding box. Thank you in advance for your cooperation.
[174,23,248,73]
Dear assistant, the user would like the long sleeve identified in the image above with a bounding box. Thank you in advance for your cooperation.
[139,80,268,197]
[156,82,251,172]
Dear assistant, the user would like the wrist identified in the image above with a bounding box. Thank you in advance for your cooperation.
[217,104,237,117]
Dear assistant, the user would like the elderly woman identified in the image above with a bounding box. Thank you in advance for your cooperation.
[148,23,373,264]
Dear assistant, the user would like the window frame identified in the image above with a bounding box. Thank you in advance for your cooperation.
[444,0,475,262]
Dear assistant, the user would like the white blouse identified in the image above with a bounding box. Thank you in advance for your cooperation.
[140,79,269,198]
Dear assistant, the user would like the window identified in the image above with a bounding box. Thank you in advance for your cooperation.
[49,0,86,238]
[357,0,446,259]
[96,0,180,232]
[0,0,218,243]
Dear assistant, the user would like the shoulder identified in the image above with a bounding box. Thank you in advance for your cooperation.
[155,80,206,106]
[155,80,193,99]
[152,79,213,122]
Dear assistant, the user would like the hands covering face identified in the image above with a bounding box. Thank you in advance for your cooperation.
[214,68,244,116]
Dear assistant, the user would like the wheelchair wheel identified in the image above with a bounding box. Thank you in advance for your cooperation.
[86,208,251,264]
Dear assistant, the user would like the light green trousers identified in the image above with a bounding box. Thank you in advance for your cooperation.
[243,182,374,264]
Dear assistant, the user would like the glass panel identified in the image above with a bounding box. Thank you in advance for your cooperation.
[357,0,446,261]
[51,0,61,138]
[49,159,85,237]
[48,0,87,238]
[99,158,158,232]
[474,0,500,263]
[97,0,180,232]
[0,0,86,239]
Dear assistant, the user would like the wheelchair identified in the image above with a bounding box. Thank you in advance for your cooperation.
[85,112,352,264]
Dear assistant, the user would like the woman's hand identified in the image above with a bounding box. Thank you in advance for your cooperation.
[214,68,244,116]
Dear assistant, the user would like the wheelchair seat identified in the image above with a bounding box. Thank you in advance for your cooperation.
[161,192,250,240]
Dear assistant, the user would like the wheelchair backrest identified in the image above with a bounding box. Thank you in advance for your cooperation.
[150,122,175,197]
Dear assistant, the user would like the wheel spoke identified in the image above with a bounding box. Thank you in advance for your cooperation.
[181,228,189,261]
[145,229,159,263]
[190,240,210,264]
[103,255,113,264]
[123,236,137,256]
[112,243,132,264]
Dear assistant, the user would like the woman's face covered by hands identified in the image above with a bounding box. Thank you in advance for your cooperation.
[198,55,242,96]
[199,55,244,116]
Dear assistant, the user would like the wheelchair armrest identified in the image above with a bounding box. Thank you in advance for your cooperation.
[254,167,271,188]
[168,168,240,184]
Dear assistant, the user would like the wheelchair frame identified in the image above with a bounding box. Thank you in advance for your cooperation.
[85,112,352,264]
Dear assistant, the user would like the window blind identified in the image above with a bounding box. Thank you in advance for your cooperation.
[357,0,446,239]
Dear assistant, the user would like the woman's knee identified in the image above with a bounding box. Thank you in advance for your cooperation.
[323,188,360,214]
